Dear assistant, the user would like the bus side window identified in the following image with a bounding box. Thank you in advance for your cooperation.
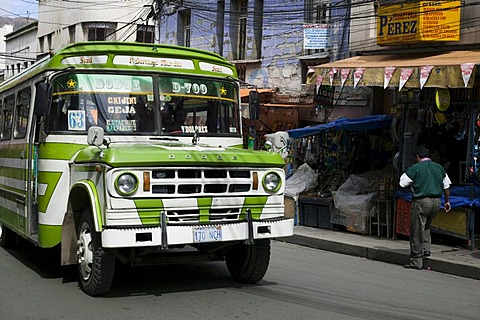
[14,87,30,139]
[49,96,71,131]
[0,98,3,140]
[2,95,14,140]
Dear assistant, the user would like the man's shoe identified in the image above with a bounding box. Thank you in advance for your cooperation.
[423,251,431,257]
[403,264,422,270]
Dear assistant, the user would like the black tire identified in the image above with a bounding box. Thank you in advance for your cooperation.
[0,222,17,249]
[225,239,271,284]
[77,207,115,296]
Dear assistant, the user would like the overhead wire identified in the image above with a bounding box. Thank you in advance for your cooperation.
[3,0,480,86]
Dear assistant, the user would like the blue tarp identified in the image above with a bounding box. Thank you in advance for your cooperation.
[397,185,480,209]
[287,115,394,139]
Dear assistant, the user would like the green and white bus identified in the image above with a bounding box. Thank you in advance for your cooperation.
[0,42,293,296]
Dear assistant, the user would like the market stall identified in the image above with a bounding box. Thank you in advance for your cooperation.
[286,115,396,234]
[396,186,480,250]
[308,50,480,248]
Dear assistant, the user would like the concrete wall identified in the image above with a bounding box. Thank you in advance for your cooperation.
[161,0,307,96]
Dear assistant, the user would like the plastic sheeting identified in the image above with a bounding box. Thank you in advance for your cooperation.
[333,168,394,233]
[285,163,318,201]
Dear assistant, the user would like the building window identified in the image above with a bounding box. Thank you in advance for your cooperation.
[305,0,329,55]
[69,25,76,43]
[306,0,328,23]
[84,22,116,41]
[316,3,328,23]
[238,0,248,60]
[47,33,52,51]
[236,64,246,82]
[136,25,154,43]
[178,9,191,47]
[39,37,45,53]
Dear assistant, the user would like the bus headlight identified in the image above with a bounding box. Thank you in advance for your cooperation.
[115,172,138,195]
[262,171,281,193]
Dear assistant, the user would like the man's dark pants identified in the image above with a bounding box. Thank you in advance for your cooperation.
[409,197,441,269]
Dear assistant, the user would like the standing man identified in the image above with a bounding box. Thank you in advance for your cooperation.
[399,146,451,270]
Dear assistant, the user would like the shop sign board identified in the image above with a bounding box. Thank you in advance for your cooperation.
[303,24,329,50]
[315,85,335,109]
[377,1,461,46]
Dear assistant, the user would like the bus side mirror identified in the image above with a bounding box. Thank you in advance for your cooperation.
[87,126,105,147]
[248,90,260,120]
[34,82,52,116]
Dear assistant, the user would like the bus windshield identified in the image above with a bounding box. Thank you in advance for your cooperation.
[46,73,241,136]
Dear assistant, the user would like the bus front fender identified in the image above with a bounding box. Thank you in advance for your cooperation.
[70,180,104,232]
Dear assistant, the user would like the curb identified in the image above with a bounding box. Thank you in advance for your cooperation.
[280,234,480,281]
[425,258,480,280]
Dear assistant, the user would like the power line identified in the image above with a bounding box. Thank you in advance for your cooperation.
[3,0,480,87]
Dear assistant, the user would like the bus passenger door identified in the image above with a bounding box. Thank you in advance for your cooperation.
[0,89,30,238]
[15,87,34,239]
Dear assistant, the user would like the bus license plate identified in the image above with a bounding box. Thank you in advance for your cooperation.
[193,226,222,243]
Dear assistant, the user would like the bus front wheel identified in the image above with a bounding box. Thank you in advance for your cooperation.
[225,239,271,284]
[0,222,17,249]
[76,208,115,296]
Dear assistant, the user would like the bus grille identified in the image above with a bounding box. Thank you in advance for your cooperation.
[165,208,241,224]
[150,169,252,195]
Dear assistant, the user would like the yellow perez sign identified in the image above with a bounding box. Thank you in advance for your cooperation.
[377,1,461,45]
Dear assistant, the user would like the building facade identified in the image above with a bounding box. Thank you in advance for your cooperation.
[159,0,342,98]
[349,0,480,53]
[36,0,155,59]
[29,0,345,101]
[4,21,38,79]
[0,24,14,81]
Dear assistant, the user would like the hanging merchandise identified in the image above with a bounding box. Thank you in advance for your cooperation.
[434,112,447,125]
[305,137,316,163]
[425,107,434,128]
[435,88,451,112]
[455,113,469,140]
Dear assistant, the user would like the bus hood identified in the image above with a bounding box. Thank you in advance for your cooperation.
[74,142,286,168]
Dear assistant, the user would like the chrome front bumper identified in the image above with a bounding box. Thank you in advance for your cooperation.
[101,218,294,248]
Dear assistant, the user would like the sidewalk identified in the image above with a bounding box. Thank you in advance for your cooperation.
[281,226,480,281]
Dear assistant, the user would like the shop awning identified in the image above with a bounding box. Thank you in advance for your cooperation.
[240,88,275,98]
[310,50,480,89]
[287,115,393,139]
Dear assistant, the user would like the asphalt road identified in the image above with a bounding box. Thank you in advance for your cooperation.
[1,239,479,320]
